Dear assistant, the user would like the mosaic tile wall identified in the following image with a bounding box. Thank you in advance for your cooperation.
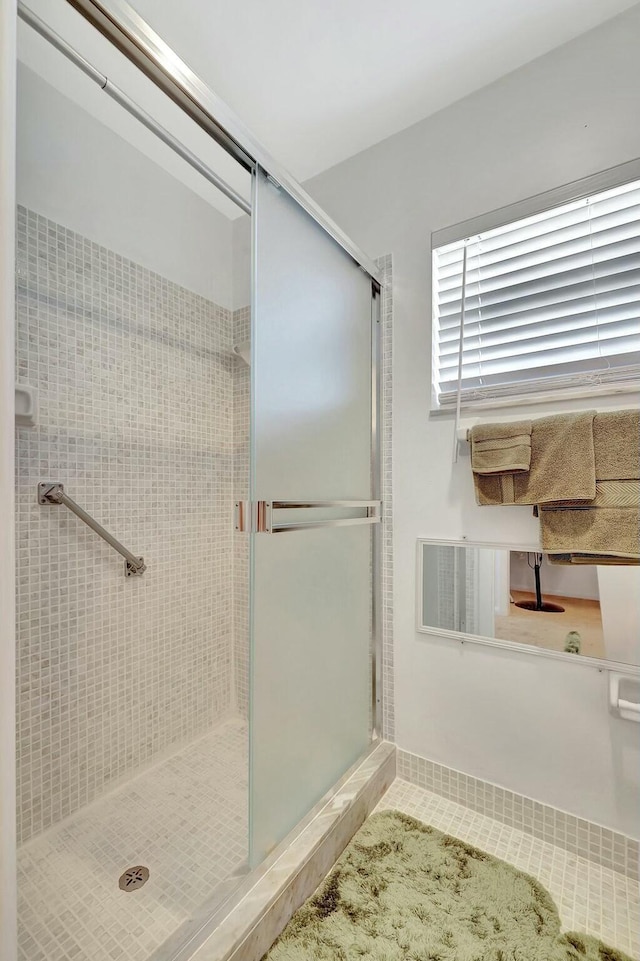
[397,748,640,881]
[15,206,235,843]
[14,210,395,841]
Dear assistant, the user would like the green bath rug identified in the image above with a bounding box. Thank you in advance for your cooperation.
[264,810,632,961]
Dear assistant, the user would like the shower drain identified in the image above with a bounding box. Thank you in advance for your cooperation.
[118,865,150,891]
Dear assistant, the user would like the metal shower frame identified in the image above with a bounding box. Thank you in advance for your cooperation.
[47,0,382,283]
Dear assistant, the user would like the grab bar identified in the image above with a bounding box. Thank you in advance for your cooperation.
[235,500,381,533]
[38,482,146,576]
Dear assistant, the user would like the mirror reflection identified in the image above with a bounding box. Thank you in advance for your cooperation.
[419,542,640,666]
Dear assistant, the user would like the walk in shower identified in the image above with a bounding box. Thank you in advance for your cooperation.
[13,2,382,959]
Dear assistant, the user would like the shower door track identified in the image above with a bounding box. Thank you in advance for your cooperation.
[58,0,382,285]
[17,3,251,215]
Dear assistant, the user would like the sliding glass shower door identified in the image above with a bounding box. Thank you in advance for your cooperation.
[249,166,377,865]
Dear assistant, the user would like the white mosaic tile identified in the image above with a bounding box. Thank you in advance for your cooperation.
[397,747,640,881]
[377,778,640,960]
[15,207,237,843]
[18,716,248,961]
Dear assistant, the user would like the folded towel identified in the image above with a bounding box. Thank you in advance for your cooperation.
[541,410,640,563]
[473,411,596,506]
[541,504,639,561]
[542,479,639,510]
[470,420,531,474]
[550,553,640,566]
[593,410,640,480]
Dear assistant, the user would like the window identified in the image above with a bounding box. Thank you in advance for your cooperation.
[431,174,640,410]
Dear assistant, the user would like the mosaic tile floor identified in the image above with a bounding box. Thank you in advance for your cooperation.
[17,740,639,961]
[377,778,640,960]
[18,717,248,961]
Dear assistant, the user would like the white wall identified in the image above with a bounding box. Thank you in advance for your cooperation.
[0,0,17,956]
[17,64,235,308]
[306,5,640,836]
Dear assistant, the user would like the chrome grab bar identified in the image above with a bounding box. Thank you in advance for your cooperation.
[38,483,146,576]
[235,500,381,533]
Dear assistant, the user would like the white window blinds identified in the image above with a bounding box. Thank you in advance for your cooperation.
[432,178,640,408]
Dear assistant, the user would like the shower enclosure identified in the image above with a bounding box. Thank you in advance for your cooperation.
[11,2,382,959]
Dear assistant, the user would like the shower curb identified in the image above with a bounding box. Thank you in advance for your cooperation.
[171,740,395,961]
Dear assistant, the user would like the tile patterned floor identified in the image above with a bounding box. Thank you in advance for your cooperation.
[17,741,639,961]
[376,778,640,960]
[18,717,248,961]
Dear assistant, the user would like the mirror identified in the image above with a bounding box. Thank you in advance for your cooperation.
[418,540,640,667]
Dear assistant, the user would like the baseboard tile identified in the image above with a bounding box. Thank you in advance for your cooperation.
[397,748,639,881]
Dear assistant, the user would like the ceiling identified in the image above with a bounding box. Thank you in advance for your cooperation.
[125,0,637,182]
[17,0,637,223]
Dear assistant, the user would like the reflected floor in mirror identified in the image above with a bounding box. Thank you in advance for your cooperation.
[495,590,605,658]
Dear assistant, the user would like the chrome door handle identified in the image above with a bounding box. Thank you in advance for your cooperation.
[234,500,381,533]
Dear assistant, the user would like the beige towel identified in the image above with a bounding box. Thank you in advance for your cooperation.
[594,410,640,479]
[541,410,640,563]
[473,411,596,506]
[541,504,639,561]
[550,553,640,566]
[470,420,531,474]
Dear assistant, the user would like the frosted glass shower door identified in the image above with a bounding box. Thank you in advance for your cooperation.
[249,167,375,866]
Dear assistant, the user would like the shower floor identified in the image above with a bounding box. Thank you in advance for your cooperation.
[18,716,248,961]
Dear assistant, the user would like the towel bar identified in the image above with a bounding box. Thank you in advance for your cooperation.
[618,698,640,718]
[235,500,381,534]
[609,672,640,722]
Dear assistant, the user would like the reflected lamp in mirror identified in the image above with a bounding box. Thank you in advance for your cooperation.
[417,539,640,668]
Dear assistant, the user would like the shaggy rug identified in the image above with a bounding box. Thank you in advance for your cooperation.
[264,810,633,961]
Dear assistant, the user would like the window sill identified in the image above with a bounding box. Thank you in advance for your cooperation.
[430,382,640,417]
